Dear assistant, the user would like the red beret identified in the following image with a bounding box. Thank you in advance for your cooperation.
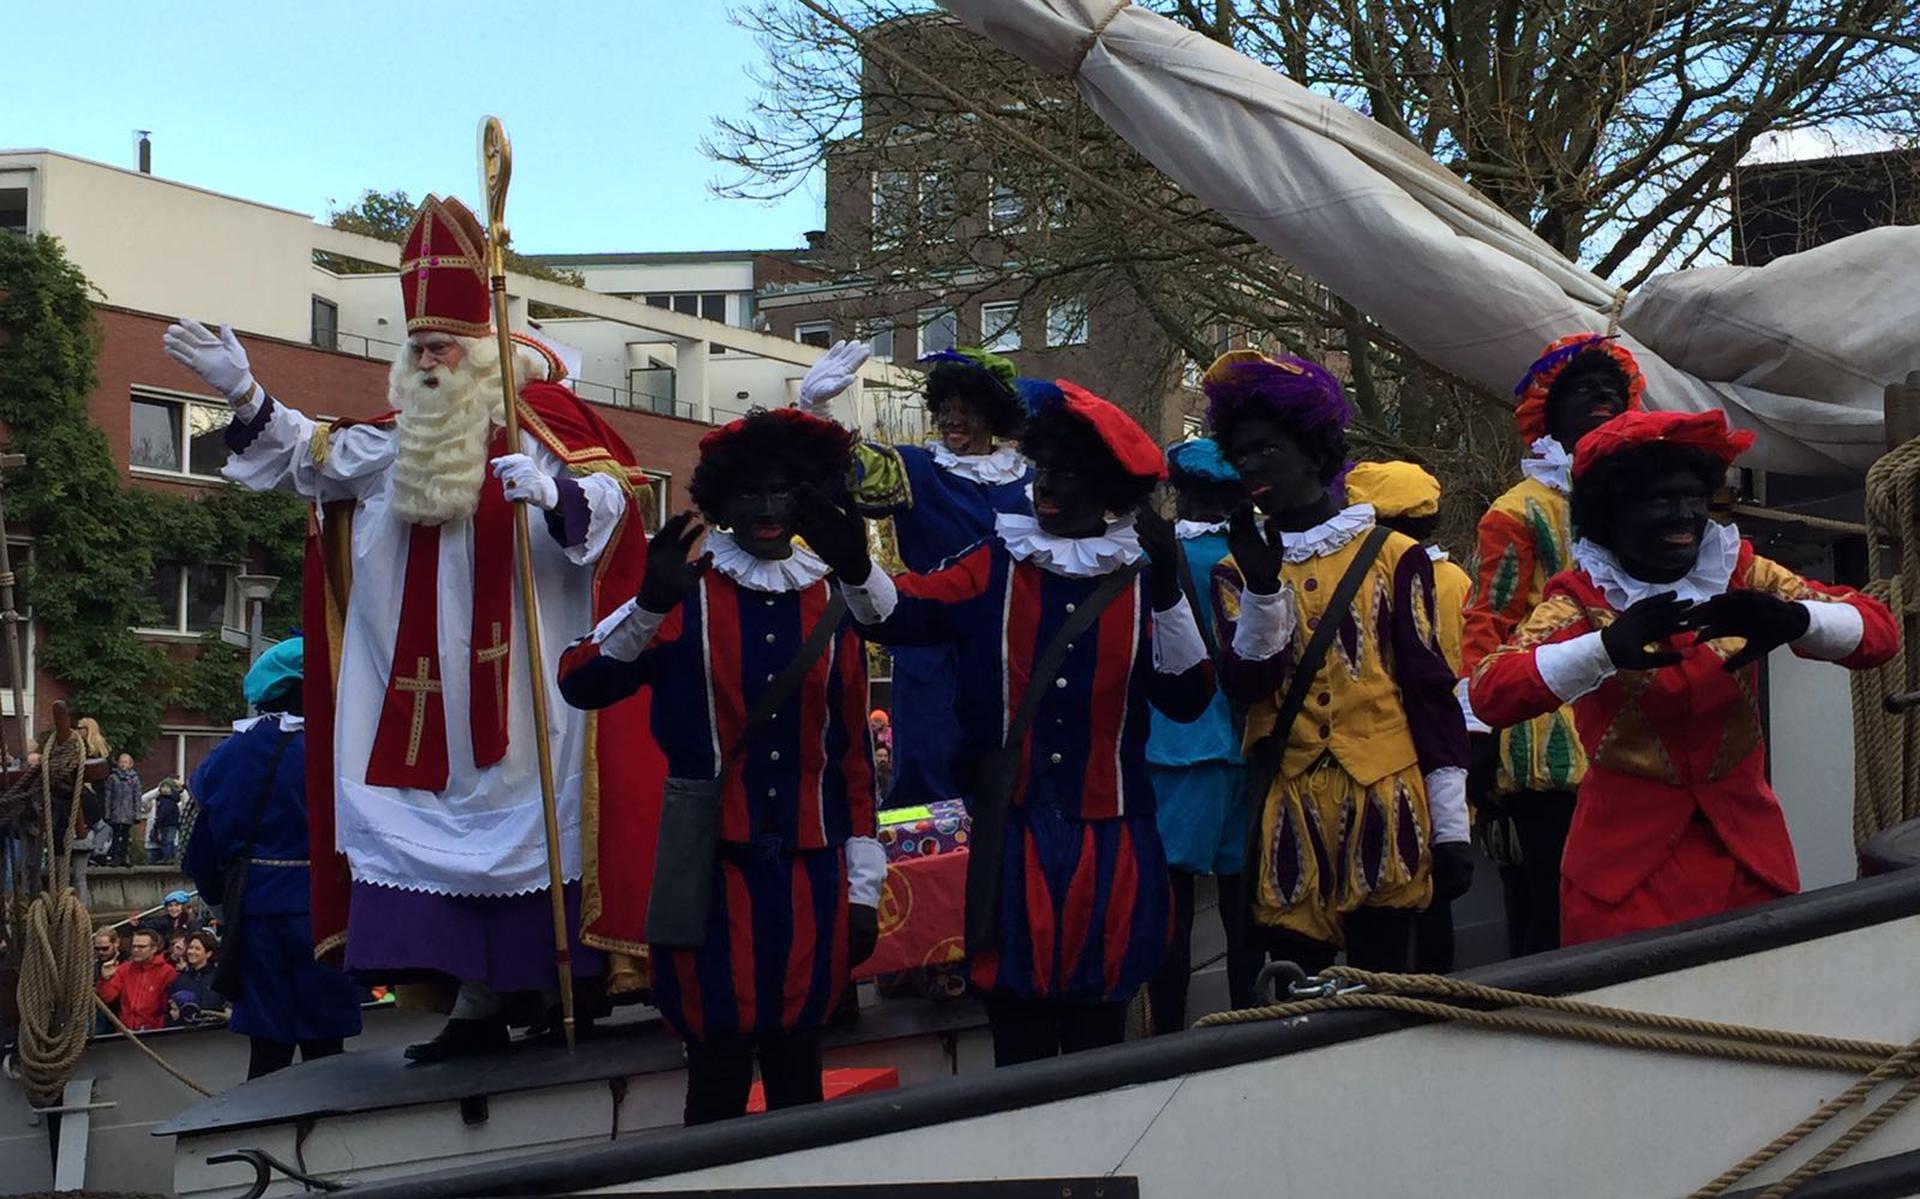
[699,405,841,454]
[1572,409,1755,480]
[1053,380,1167,482]
[1514,334,1646,445]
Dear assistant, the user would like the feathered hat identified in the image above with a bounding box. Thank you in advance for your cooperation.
[1572,409,1754,480]
[1513,333,1646,445]
[1022,378,1166,482]
[1201,350,1350,437]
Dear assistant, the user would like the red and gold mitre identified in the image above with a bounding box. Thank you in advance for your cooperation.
[400,195,491,337]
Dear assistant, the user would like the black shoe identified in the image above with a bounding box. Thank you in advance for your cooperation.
[404,1017,510,1064]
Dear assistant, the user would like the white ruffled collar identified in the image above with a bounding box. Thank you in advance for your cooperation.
[234,713,305,733]
[929,442,1029,485]
[706,529,832,593]
[1175,518,1229,540]
[1521,436,1573,494]
[995,510,1143,578]
[1272,503,1376,563]
[1425,545,1451,564]
[1573,521,1742,608]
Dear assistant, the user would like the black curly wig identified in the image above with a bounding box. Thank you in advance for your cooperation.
[1209,411,1351,488]
[1569,441,1726,549]
[688,407,856,522]
[1020,403,1158,515]
[926,360,1028,438]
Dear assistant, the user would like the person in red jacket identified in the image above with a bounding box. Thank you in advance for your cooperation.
[96,926,179,1031]
[1470,410,1898,945]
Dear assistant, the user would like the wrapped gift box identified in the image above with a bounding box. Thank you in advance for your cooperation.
[875,799,971,861]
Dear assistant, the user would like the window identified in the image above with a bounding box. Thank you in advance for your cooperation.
[917,308,958,357]
[872,170,913,251]
[862,320,895,364]
[918,170,955,229]
[311,295,339,351]
[980,302,1021,352]
[140,727,230,791]
[640,471,671,534]
[1047,297,1089,347]
[644,293,729,324]
[140,562,238,635]
[130,391,232,478]
[0,188,27,235]
[989,182,1026,231]
[795,321,833,349]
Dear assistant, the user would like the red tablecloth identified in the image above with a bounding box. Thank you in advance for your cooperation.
[854,847,968,980]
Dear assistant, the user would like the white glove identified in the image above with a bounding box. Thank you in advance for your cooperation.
[162,318,257,404]
[491,454,559,510]
[797,339,871,419]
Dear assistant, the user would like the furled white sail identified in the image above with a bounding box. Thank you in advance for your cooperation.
[938,0,1920,477]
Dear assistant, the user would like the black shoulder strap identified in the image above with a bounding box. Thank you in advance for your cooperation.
[1176,550,1222,665]
[1266,524,1394,751]
[1004,562,1145,747]
[236,726,295,866]
[724,586,849,769]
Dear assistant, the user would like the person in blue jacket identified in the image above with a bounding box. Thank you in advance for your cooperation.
[799,341,1034,806]
[185,639,363,1079]
[1145,438,1261,1031]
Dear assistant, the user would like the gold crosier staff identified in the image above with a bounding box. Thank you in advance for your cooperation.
[479,116,576,1051]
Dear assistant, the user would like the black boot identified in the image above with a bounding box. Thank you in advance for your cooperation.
[404,1017,510,1064]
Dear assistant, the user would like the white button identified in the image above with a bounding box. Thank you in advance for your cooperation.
[769,750,781,762]
[766,673,776,682]
[766,787,778,798]
[765,633,777,643]
[1065,603,1077,613]
[1049,752,1062,764]
[1054,677,1068,689]
[765,598,776,606]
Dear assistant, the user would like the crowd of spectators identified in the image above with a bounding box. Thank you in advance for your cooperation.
[92,892,229,1033]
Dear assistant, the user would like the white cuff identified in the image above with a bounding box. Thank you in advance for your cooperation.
[1455,677,1491,735]
[1151,593,1208,675]
[841,569,899,624]
[1535,631,1617,703]
[1425,766,1470,844]
[1230,586,1296,662]
[1794,600,1864,661]
[589,597,668,662]
[232,385,264,422]
[846,835,888,908]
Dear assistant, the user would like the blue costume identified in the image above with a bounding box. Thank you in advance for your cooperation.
[184,713,362,1049]
[855,442,1032,805]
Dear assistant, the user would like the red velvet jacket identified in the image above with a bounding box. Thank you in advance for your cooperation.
[1470,544,1896,904]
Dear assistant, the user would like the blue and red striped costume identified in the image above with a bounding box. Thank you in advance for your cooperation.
[848,539,1213,1002]
[557,571,877,1041]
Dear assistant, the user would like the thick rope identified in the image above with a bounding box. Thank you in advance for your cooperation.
[1755,1076,1920,1199]
[15,888,93,1108]
[1851,436,1920,845]
[90,994,213,1097]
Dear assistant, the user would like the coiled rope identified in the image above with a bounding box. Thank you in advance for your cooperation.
[1193,967,1920,1197]
[1850,437,1920,845]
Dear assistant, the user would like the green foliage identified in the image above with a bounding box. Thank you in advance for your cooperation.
[0,233,306,754]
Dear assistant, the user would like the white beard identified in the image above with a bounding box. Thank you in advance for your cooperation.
[387,337,503,526]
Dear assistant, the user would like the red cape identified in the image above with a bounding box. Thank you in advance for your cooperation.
[305,381,667,963]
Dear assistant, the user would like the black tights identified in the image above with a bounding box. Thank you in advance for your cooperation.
[1495,790,1578,957]
[985,997,1129,1066]
[1148,871,1263,1033]
[683,1028,824,1125]
[247,1036,344,1080]
[1255,907,1418,984]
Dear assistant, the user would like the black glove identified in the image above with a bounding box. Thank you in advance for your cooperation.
[1600,592,1694,670]
[1467,732,1499,811]
[1431,841,1475,903]
[1226,503,1284,596]
[848,903,879,968]
[1686,589,1811,672]
[1133,503,1184,611]
[637,510,709,615]
[795,485,873,583]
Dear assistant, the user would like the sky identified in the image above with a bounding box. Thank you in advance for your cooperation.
[4,1,823,254]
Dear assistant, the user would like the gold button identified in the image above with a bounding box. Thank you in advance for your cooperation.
[764,633,776,643]
[769,751,781,762]
[1054,678,1068,689]
[1049,752,1062,765]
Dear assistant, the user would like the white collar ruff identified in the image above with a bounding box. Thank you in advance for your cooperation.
[1273,503,1377,563]
[1573,520,1742,609]
[996,510,1143,578]
[1175,518,1229,540]
[706,529,832,593]
[929,442,1029,485]
[234,713,305,733]
[1521,436,1573,494]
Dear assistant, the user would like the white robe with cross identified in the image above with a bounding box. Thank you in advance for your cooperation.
[225,397,626,897]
